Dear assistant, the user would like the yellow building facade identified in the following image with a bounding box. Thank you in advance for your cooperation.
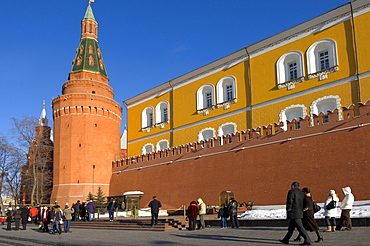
[124,0,370,157]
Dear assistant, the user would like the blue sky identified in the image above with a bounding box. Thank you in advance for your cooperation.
[0,0,350,137]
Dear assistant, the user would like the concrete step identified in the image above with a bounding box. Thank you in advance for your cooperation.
[71,218,188,231]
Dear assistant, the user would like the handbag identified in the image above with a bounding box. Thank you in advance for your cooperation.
[326,199,336,210]
[313,200,321,213]
[59,219,64,225]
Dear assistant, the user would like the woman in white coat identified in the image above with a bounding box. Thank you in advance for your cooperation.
[324,190,339,232]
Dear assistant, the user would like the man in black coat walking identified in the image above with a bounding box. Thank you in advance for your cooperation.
[148,196,162,227]
[73,200,81,221]
[280,182,311,245]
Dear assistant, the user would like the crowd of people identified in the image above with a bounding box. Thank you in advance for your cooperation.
[280,182,355,245]
[184,197,240,230]
[0,200,98,234]
[0,185,356,239]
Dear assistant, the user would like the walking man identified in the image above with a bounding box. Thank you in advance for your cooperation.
[107,200,118,221]
[280,181,311,245]
[148,196,162,227]
[197,198,206,229]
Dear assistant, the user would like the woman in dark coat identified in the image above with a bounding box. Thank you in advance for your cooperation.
[20,205,28,230]
[5,208,12,231]
[186,201,199,230]
[295,187,323,243]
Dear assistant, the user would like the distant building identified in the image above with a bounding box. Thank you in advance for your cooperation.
[21,101,53,205]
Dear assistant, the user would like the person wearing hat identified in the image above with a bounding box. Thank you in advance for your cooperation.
[5,208,12,231]
[336,186,355,231]
[280,181,311,245]
[148,196,162,227]
[63,204,74,233]
[13,206,22,230]
[324,190,339,232]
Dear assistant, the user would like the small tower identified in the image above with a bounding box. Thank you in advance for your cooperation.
[21,101,54,205]
[50,2,122,205]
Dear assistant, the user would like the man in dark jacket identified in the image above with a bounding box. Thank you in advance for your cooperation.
[107,200,118,221]
[73,200,81,221]
[228,198,239,228]
[280,182,311,245]
[20,205,28,230]
[148,196,162,227]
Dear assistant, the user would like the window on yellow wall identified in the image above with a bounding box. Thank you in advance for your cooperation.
[307,39,338,74]
[198,128,215,141]
[197,84,215,111]
[276,51,304,85]
[142,143,154,154]
[310,95,342,124]
[141,107,154,129]
[218,123,236,137]
[279,105,307,131]
[155,101,169,124]
[156,140,169,151]
[216,76,236,104]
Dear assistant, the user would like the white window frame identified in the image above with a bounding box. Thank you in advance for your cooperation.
[142,143,154,154]
[197,84,215,115]
[306,39,338,75]
[197,128,216,142]
[141,106,154,129]
[276,51,304,86]
[217,122,237,137]
[156,139,169,151]
[155,101,169,125]
[310,95,342,122]
[216,76,237,105]
[279,105,307,131]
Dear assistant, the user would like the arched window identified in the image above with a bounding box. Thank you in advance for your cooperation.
[141,107,154,129]
[310,95,342,122]
[307,39,338,79]
[279,105,307,131]
[156,140,169,151]
[155,101,169,124]
[218,122,237,137]
[276,51,304,86]
[198,128,215,141]
[216,76,237,104]
[197,84,215,110]
[142,143,154,154]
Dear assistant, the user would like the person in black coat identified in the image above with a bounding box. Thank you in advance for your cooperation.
[148,196,162,226]
[228,198,239,228]
[280,182,311,245]
[73,200,81,221]
[107,200,119,221]
[20,205,29,230]
[5,208,12,231]
[294,187,323,243]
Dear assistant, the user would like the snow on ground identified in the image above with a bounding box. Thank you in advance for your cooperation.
[239,200,370,220]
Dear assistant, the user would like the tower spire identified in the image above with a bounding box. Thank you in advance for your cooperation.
[38,100,48,126]
[71,1,107,78]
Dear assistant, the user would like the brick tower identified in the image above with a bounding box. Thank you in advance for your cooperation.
[21,101,53,205]
[50,2,122,205]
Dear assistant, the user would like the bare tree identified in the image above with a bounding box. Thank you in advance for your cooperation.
[0,135,24,210]
[10,116,53,205]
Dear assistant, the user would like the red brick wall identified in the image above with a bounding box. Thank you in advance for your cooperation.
[110,102,370,209]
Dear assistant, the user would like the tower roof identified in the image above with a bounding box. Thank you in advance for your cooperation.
[84,2,95,20]
[70,2,108,78]
[38,100,48,126]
